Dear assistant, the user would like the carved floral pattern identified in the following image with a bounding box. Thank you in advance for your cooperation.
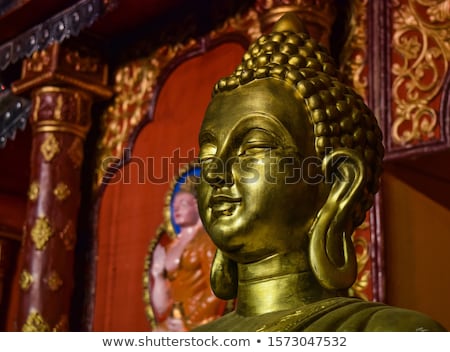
[340,0,369,99]
[391,0,450,146]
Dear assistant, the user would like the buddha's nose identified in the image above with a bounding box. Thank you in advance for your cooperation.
[202,157,234,188]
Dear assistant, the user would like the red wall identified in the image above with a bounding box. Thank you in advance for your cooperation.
[94,43,245,331]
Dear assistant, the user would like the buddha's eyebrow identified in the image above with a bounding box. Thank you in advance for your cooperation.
[199,131,216,146]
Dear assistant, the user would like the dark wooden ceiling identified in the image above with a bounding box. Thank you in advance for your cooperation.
[0,0,77,43]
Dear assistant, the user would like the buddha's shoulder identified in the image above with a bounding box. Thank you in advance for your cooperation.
[194,298,446,332]
[362,305,446,332]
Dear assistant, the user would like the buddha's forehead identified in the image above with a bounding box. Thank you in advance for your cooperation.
[200,78,313,149]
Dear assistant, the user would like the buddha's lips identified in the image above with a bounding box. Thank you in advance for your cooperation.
[209,195,241,216]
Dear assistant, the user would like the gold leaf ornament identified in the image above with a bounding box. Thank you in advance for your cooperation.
[28,182,39,201]
[31,217,53,250]
[19,270,34,291]
[53,182,71,201]
[22,311,51,332]
[40,133,60,162]
[46,270,63,291]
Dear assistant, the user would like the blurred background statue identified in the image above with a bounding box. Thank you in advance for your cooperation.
[150,174,226,331]
[195,14,445,332]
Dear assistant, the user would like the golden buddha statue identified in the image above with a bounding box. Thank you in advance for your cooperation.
[194,14,446,332]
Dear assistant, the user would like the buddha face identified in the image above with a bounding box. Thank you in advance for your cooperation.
[198,78,321,263]
[173,191,199,227]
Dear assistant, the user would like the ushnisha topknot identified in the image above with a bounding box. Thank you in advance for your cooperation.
[212,13,384,227]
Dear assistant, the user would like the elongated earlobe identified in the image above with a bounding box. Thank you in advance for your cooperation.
[210,249,237,300]
[309,149,366,290]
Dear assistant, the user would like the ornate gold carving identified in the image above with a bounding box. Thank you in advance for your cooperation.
[25,48,52,73]
[46,270,63,291]
[31,217,53,250]
[427,0,450,22]
[392,0,450,145]
[19,270,34,291]
[40,133,60,162]
[31,95,41,123]
[31,87,92,139]
[53,182,71,201]
[210,9,261,42]
[53,315,69,332]
[13,43,112,98]
[22,311,51,332]
[65,51,100,73]
[59,221,75,251]
[340,0,369,99]
[95,10,259,189]
[68,138,84,168]
[28,182,40,201]
[54,95,64,121]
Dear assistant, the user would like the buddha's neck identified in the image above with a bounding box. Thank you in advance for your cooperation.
[236,252,333,316]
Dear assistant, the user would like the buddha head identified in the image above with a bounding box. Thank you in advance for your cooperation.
[197,14,383,298]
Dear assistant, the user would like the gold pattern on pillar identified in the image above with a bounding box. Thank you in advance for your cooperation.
[30,216,53,250]
[22,311,51,332]
[19,270,34,291]
[28,182,40,201]
[53,183,71,201]
[12,42,113,332]
[40,134,60,162]
[45,271,63,292]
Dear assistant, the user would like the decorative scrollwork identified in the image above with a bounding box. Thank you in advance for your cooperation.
[391,0,450,146]
[340,0,369,99]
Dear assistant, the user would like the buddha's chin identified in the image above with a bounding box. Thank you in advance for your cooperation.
[206,224,246,253]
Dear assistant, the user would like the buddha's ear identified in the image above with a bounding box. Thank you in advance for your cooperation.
[309,149,366,290]
[210,249,237,300]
